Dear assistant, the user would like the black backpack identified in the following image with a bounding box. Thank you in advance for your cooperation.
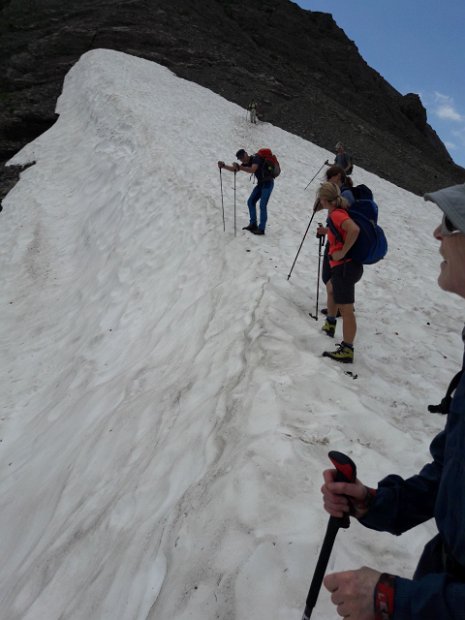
[350,184,372,200]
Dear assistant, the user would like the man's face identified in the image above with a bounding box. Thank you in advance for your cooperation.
[434,218,465,298]
[238,152,248,164]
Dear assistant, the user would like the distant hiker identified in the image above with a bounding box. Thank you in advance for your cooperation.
[319,166,355,325]
[217,148,278,235]
[248,100,257,124]
[314,182,362,363]
[320,182,465,619]
[333,142,353,176]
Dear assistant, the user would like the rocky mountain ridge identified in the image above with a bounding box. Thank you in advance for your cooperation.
[1,0,464,201]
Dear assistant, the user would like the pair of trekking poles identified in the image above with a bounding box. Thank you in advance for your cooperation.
[219,168,237,236]
[287,160,330,319]
[287,209,324,319]
[219,160,326,314]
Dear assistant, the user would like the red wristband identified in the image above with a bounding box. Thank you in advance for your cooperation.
[374,573,395,620]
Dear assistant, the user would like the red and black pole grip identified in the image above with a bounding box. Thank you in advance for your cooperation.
[328,451,357,484]
[328,451,357,529]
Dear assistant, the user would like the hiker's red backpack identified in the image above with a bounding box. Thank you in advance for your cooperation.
[256,148,281,178]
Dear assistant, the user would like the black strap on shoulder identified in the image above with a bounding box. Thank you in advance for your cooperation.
[326,209,345,243]
[428,370,464,414]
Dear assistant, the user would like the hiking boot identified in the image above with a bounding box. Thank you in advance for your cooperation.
[242,224,258,232]
[321,308,342,318]
[322,319,336,338]
[322,342,354,364]
[252,228,265,235]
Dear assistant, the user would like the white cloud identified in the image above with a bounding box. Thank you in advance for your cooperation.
[433,91,464,122]
[436,105,463,122]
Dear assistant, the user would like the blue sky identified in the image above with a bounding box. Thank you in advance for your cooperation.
[295,0,465,168]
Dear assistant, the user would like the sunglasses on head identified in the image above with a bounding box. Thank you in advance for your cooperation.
[440,214,461,236]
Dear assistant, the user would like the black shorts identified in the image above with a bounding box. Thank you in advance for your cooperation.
[331,261,363,305]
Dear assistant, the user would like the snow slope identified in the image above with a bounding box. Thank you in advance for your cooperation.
[0,49,462,619]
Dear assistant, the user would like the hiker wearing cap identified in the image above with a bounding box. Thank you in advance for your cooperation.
[334,142,353,176]
[318,166,355,337]
[314,182,361,363]
[217,149,274,235]
[321,183,465,619]
[248,100,257,124]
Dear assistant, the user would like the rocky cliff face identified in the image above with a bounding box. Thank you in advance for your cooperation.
[1,0,464,200]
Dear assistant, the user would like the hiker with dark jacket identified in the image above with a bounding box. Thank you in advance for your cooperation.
[319,166,355,336]
[321,182,465,619]
[218,149,274,235]
[314,181,361,363]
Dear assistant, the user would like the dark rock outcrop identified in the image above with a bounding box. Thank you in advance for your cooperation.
[1,0,464,202]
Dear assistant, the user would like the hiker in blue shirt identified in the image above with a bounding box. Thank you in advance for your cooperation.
[218,149,274,235]
[320,182,465,619]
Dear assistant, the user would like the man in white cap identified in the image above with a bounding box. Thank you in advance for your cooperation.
[320,183,465,619]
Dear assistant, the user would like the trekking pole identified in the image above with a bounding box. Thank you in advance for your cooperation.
[309,225,324,320]
[287,210,317,280]
[304,161,329,191]
[219,169,225,232]
[301,451,357,620]
[233,170,237,237]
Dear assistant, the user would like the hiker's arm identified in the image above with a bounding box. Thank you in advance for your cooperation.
[360,430,444,535]
[218,161,238,173]
[331,218,359,261]
[238,162,258,174]
[324,568,465,620]
[392,574,465,619]
[323,431,444,533]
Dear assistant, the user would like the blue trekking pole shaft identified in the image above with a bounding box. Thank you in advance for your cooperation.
[287,210,316,280]
[219,169,225,232]
[301,451,357,620]
[304,161,328,191]
[233,171,237,237]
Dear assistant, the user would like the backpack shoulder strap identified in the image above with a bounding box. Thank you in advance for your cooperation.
[327,208,346,243]
[428,369,464,414]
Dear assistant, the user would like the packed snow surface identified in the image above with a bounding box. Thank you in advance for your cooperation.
[1,49,462,619]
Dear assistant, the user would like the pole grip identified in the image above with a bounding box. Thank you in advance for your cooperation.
[328,451,356,529]
[328,451,357,483]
